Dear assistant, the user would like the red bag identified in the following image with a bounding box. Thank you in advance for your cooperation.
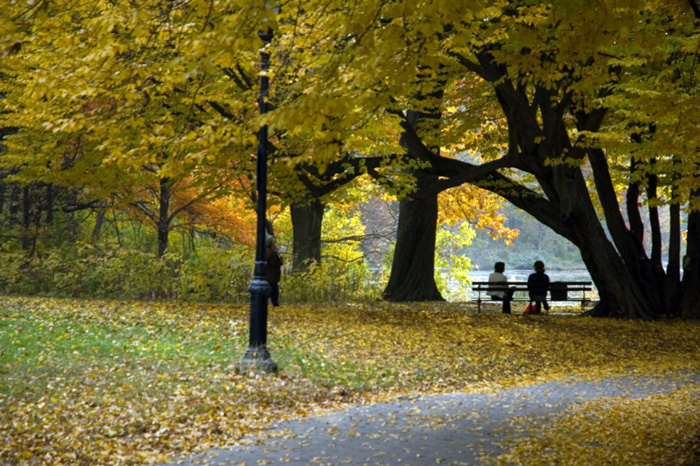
[524,304,536,314]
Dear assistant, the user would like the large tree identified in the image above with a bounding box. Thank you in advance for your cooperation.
[265,0,700,318]
[438,1,700,319]
[270,1,510,300]
[1,0,269,256]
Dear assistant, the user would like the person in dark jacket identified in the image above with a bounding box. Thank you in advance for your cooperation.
[265,220,283,307]
[527,260,550,314]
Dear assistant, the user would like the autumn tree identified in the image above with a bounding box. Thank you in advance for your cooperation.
[7,0,699,319]
[263,0,700,318]
[434,0,700,319]
[265,1,514,301]
[1,0,273,256]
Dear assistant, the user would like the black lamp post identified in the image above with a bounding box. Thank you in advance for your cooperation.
[237,25,278,374]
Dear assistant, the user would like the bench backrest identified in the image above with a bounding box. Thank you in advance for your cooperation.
[472,282,593,300]
[472,281,592,289]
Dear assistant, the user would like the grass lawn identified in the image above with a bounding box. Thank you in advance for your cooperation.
[1,296,700,465]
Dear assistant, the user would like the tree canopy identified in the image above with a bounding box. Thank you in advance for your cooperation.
[261,0,700,317]
[3,0,700,318]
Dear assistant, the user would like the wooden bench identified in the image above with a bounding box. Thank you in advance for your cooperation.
[471,281,594,313]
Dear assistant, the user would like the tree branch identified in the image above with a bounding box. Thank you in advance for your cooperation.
[414,157,512,197]
[222,66,252,91]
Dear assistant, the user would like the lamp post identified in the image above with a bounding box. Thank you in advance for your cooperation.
[237,25,278,374]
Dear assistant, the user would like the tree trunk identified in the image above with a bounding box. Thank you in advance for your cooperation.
[539,165,656,320]
[647,172,662,268]
[679,209,700,319]
[383,171,444,302]
[381,87,445,302]
[21,186,35,250]
[291,199,324,271]
[572,210,654,320]
[92,210,105,243]
[9,184,20,221]
[157,178,171,258]
[44,184,54,225]
[0,180,6,215]
[581,148,665,318]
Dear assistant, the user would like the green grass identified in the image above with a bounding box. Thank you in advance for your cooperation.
[1,311,245,402]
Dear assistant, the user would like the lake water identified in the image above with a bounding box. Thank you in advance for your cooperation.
[467,268,593,283]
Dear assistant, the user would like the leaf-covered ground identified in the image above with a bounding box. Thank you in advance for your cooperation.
[1,296,699,465]
[491,386,700,466]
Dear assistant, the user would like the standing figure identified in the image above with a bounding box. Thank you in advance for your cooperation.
[527,260,550,314]
[487,262,516,314]
[265,220,283,307]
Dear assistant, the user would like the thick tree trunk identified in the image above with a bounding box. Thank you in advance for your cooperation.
[383,171,443,302]
[573,217,654,320]
[548,168,655,319]
[291,199,324,272]
[679,209,700,319]
[382,91,445,302]
[583,148,665,317]
[157,178,171,258]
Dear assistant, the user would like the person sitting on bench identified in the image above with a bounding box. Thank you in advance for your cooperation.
[527,260,550,314]
[487,262,516,314]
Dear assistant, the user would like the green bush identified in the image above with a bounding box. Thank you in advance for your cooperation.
[282,260,382,304]
[176,245,252,302]
[0,242,254,301]
[0,241,381,303]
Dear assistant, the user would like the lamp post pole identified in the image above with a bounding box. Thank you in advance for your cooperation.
[237,27,278,374]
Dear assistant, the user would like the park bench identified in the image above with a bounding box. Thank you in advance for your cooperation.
[471,281,594,313]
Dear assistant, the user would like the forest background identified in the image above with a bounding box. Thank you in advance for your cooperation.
[1,0,699,319]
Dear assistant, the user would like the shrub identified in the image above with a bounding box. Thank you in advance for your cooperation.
[282,260,382,304]
[177,245,252,302]
[0,241,383,303]
[0,242,255,302]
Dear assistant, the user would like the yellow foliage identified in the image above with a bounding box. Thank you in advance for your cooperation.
[439,184,518,243]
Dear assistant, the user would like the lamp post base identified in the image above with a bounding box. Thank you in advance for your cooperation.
[236,346,278,374]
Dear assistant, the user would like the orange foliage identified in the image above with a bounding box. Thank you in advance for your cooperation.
[169,182,257,247]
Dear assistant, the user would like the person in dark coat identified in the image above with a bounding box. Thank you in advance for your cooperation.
[527,260,550,314]
[265,220,283,307]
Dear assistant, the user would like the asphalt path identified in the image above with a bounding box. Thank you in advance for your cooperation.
[162,374,699,466]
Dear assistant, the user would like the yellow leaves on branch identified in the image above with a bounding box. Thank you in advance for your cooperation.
[439,184,518,243]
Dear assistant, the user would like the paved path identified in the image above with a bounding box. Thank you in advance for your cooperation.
[162,375,698,466]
